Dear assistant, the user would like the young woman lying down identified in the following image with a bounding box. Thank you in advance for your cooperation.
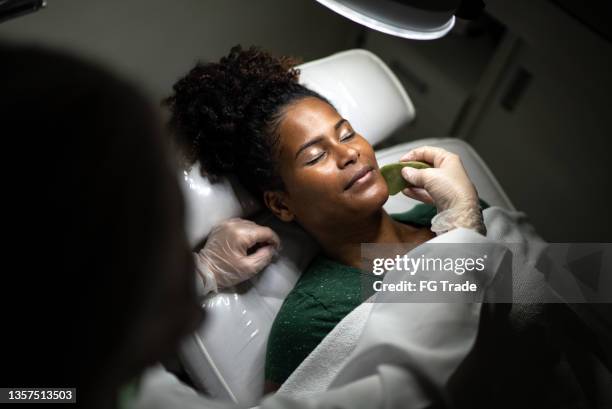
[164,46,488,392]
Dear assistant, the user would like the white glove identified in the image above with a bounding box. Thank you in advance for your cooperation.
[399,146,486,235]
[194,218,281,292]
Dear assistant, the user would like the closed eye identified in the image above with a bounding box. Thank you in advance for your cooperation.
[340,131,355,141]
[305,152,326,165]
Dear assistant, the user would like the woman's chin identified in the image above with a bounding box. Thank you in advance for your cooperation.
[351,185,389,214]
[371,180,390,207]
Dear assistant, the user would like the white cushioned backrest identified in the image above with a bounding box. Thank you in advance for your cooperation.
[178,50,438,407]
[299,49,415,146]
[180,170,261,247]
[180,213,319,406]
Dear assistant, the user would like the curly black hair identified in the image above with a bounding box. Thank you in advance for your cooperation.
[163,45,331,198]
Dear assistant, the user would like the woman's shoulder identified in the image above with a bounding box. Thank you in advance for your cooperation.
[268,254,367,342]
[265,279,337,384]
[265,255,368,383]
[290,255,368,307]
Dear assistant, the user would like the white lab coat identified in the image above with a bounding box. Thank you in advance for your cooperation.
[133,206,611,409]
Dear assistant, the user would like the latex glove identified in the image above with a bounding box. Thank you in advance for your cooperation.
[194,218,281,292]
[399,146,486,235]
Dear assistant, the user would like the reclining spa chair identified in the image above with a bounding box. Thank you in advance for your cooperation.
[178,49,516,407]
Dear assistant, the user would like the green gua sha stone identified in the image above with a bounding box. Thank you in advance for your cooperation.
[380,161,431,195]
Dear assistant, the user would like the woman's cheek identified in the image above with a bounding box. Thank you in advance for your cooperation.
[289,171,323,197]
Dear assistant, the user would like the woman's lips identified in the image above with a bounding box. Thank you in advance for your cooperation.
[345,166,374,191]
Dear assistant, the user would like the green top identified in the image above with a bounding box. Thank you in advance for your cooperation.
[265,199,490,385]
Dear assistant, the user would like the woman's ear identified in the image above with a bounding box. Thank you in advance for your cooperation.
[263,191,295,222]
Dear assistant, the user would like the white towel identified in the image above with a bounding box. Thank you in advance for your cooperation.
[277,301,374,398]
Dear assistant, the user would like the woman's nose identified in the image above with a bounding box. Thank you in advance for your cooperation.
[336,143,359,168]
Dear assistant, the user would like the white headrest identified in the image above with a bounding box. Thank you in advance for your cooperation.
[181,49,415,246]
[298,49,414,146]
[181,170,261,247]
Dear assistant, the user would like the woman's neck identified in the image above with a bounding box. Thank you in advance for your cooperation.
[314,210,425,269]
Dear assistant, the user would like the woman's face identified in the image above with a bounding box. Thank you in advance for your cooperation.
[266,97,389,233]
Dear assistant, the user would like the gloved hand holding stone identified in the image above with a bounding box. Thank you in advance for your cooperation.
[399,146,486,235]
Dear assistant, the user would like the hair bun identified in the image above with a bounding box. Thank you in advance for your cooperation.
[164,45,301,177]
[165,45,328,199]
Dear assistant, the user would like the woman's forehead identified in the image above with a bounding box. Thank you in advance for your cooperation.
[277,97,341,150]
